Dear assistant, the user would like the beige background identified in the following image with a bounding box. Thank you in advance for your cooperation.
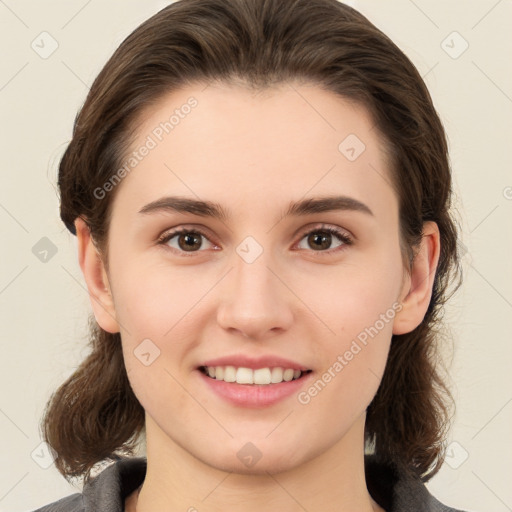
[0,0,511,510]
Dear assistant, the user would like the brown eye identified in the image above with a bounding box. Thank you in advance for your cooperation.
[157,224,352,257]
[158,228,215,254]
[296,226,353,253]
[176,232,203,251]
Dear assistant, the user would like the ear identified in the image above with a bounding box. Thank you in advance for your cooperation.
[74,217,120,333]
[393,221,441,335]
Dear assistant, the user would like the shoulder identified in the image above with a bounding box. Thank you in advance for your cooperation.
[31,457,147,512]
[31,493,83,512]
[364,454,472,512]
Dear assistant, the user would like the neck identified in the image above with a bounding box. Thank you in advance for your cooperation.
[131,413,384,512]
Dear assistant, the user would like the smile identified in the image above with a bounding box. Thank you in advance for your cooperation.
[199,365,312,385]
[197,366,314,408]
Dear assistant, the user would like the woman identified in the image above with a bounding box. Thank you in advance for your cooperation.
[34,0,468,510]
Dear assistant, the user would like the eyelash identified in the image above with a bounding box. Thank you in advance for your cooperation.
[156,224,353,257]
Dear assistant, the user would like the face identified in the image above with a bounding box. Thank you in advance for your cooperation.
[95,82,411,474]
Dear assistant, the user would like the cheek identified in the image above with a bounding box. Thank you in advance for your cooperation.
[308,246,403,400]
[320,251,403,340]
[300,295,396,424]
[110,263,205,404]
[111,260,208,339]
[115,268,200,414]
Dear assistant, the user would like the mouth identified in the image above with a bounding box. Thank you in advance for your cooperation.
[196,364,315,408]
[198,365,313,385]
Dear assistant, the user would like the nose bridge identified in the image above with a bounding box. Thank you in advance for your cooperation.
[230,229,280,297]
[216,241,293,338]
[233,246,275,298]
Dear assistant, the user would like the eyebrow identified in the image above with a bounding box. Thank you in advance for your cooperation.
[138,195,374,221]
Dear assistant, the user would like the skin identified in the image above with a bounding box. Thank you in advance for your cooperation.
[75,82,440,512]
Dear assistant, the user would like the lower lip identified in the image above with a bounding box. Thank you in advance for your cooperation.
[197,369,314,408]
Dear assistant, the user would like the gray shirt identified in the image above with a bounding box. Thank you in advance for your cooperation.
[32,455,469,511]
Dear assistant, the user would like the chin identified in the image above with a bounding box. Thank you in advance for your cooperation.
[184,434,304,475]
[208,452,302,476]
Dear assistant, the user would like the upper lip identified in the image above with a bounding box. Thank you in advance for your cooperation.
[199,354,311,372]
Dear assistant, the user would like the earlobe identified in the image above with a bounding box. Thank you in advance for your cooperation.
[74,217,120,334]
[392,221,441,335]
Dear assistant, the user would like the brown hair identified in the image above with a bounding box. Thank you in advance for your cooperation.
[40,0,462,485]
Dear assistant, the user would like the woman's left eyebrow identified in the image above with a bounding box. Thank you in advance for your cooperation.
[138,194,374,221]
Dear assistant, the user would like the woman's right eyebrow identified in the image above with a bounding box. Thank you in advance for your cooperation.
[138,194,374,222]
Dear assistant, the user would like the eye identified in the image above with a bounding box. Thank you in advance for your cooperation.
[157,223,353,257]
[157,227,217,255]
[294,224,353,254]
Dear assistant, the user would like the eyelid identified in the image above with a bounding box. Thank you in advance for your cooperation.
[293,223,353,254]
[157,222,353,256]
[156,225,219,250]
[295,222,353,242]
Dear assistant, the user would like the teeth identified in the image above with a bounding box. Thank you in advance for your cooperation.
[202,366,306,385]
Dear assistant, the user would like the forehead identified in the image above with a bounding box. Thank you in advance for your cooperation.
[112,81,396,221]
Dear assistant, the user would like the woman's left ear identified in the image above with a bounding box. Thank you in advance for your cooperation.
[393,221,441,335]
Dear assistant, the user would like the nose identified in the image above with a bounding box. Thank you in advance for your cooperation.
[216,252,294,340]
